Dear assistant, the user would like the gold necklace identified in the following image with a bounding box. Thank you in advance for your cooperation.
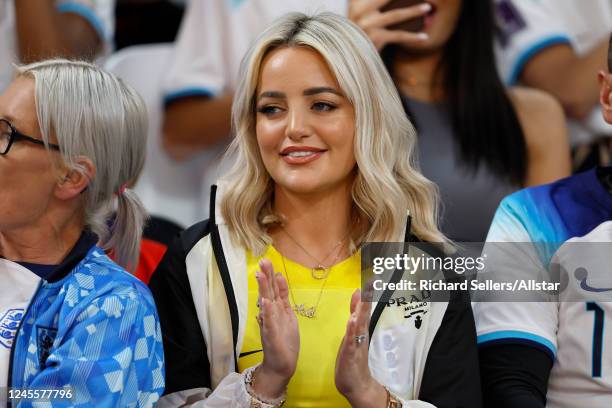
[281,253,330,319]
[280,226,350,280]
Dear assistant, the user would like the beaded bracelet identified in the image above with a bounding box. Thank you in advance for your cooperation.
[244,365,287,408]
[385,386,403,408]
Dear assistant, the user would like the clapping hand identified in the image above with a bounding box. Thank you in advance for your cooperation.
[251,258,300,400]
[335,289,388,407]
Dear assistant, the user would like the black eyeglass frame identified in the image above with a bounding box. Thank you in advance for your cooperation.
[0,118,60,155]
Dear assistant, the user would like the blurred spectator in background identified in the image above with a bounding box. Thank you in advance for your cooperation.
[114,0,184,49]
[0,0,114,91]
[104,0,188,284]
[350,0,570,242]
[494,0,612,170]
[159,0,347,221]
[475,34,612,407]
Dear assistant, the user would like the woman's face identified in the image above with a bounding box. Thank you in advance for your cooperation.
[255,47,357,196]
[403,0,463,53]
[0,77,59,232]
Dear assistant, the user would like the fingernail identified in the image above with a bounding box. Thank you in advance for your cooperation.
[420,3,432,12]
[417,33,429,40]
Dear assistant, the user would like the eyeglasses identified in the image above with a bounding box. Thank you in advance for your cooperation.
[0,118,60,155]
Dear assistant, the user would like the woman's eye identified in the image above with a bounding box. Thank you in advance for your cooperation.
[257,105,282,115]
[312,102,336,112]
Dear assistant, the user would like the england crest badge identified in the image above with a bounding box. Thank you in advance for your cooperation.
[0,308,24,349]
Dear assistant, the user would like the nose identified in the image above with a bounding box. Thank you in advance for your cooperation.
[285,107,312,141]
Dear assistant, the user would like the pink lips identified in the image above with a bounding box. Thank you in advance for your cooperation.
[280,146,326,165]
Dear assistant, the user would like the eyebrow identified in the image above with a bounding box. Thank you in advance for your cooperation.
[258,91,285,100]
[257,87,343,100]
[303,87,342,96]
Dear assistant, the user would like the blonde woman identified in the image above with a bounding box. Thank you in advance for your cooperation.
[150,12,480,408]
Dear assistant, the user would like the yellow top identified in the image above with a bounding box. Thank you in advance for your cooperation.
[238,245,361,407]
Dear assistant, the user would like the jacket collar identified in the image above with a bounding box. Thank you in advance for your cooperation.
[46,230,98,283]
[210,181,230,226]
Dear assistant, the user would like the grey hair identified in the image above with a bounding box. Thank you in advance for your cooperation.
[17,59,148,271]
[221,12,446,255]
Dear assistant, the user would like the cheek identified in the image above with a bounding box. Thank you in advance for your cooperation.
[432,4,461,40]
[255,122,281,169]
[0,154,56,209]
[446,3,463,32]
[0,180,51,230]
[256,125,274,147]
[327,122,356,167]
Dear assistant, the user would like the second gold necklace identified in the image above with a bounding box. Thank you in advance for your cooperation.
[280,226,350,280]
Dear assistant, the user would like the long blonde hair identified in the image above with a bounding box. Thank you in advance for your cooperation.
[221,12,445,254]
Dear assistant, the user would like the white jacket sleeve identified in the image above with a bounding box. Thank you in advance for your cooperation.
[156,371,281,408]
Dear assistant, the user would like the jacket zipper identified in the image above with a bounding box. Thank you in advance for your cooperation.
[369,216,412,341]
[209,185,240,372]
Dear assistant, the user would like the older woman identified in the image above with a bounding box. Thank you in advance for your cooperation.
[150,12,480,408]
[0,60,164,407]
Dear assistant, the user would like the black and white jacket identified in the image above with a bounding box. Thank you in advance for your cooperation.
[149,185,482,407]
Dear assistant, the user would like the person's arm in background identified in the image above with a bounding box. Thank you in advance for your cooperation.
[520,40,608,120]
[163,93,233,160]
[480,344,552,408]
[161,0,233,160]
[509,87,571,186]
[14,0,108,62]
[474,195,559,407]
[495,0,607,121]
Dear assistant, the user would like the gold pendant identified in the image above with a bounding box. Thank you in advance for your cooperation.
[311,265,330,280]
[294,304,316,318]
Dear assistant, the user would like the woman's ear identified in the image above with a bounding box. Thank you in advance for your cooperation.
[54,157,96,200]
[598,70,612,125]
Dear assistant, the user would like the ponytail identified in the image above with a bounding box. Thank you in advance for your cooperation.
[105,187,148,272]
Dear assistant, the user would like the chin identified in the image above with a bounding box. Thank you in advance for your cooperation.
[277,181,322,195]
[396,41,442,56]
[272,168,356,196]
